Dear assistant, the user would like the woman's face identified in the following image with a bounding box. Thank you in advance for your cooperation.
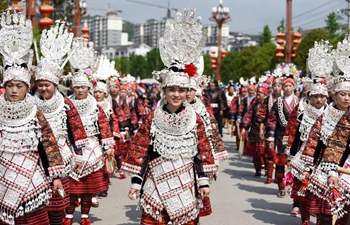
[335,91,350,111]
[36,80,57,100]
[5,80,28,102]
[273,83,282,96]
[109,86,119,97]
[119,90,127,99]
[164,86,188,112]
[186,88,196,103]
[310,94,327,109]
[73,86,90,100]
[94,90,106,102]
[257,92,267,102]
[282,82,294,96]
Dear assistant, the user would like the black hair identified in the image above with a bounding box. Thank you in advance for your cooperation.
[169,60,184,73]
[5,63,28,70]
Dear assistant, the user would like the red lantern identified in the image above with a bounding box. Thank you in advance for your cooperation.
[276,32,285,39]
[276,53,284,59]
[81,27,90,39]
[39,0,54,29]
[9,0,23,12]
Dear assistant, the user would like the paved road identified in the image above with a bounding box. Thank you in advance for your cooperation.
[72,130,316,225]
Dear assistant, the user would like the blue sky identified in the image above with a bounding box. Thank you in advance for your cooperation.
[87,0,347,35]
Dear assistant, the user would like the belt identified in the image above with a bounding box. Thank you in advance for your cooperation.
[211,103,218,108]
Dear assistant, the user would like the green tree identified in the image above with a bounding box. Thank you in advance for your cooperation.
[235,46,260,79]
[145,48,164,77]
[294,29,328,75]
[0,0,8,12]
[253,42,277,76]
[325,12,340,40]
[221,51,240,83]
[277,19,285,33]
[114,57,130,75]
[259,25,272,47]
[129,54,148,79]
[203,54,213,78]
[52,0,74,23]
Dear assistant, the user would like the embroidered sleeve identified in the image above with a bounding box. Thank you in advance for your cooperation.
[196,113,216,173]
[202,95,216,120]
[64,98,88,148]
[240,101,254,129]
[136,98,148,122]
[210,122,228,162]
[236,98,245,119]
[301,116,322,165]
[112,99,131,130]
[255,98,268,123]
[110,111,120,134]
[266,101,277,137]
[122,112,153,174]
[322,112,350,166]
[97,105,114,147]
[284,105,300,147]
[37,110,65,179]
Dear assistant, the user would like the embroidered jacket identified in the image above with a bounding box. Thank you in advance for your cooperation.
[0,94,64,225]
[241,98,266,142]
[266,96,299,154]
[121,100,216,224]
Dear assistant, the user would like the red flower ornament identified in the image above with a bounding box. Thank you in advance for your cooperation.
[184,63,198,77]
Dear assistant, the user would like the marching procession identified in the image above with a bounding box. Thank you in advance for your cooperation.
[3,4,350,225]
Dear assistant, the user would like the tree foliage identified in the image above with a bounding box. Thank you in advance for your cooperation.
[235,46,260,79]
[220,51,239,83]
[145,48,164,76]
[325,12,340,40]
[277,19,285,33]
[51,0,74,23]
[259,25,272,47]
[0,0,8,12]
[129,54,148,79]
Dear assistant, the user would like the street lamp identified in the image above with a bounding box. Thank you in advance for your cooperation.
[209,0,231,82]
[73,0,87,37]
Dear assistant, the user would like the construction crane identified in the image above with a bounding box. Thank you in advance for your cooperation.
[126,0,178,18]
[88,3,123,15]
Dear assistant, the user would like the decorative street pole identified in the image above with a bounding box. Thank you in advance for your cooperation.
[209,0,231,82]
[73,0,87,37]
[285,0,292,63]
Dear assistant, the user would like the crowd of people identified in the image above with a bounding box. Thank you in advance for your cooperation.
[3,6,350,225]
[231,38,350,225]
[0,9,229,225]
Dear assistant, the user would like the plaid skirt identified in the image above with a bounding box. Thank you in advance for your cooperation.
[290,178,309,203]
[0,207,49,225]
[47,176,70,212]
[198,196,212,217]
[308,192,332,216]
[69,169,107,194]
[114,140,130,157]
[243,141,265,157]
[140,211,196,225]
[275,153,288,166]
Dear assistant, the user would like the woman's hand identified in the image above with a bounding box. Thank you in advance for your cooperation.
[200,187,210,199]
[240,129,245,140]
[73,161,82,173]
[302,171,310,179]
[327,176,338,187]
[105,150,114,159]
[128,188,140,200]
[259,124,265,140]
[53,178,63,193]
